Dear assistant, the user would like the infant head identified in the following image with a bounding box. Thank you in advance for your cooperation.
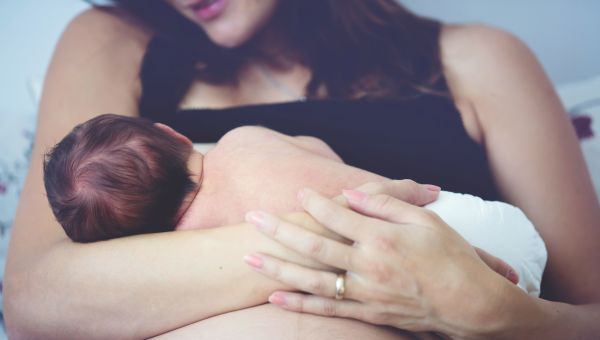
[43,114,198,242]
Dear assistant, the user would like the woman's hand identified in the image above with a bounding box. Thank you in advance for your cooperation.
[243,182,525,337]
[334,181,519,283]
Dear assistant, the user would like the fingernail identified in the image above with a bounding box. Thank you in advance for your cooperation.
[342,189,368,204]
[269,292,287,306]
[243,254,264,269]
[506,269,519,285]
[423,184,441,192]
[245,211,266,226]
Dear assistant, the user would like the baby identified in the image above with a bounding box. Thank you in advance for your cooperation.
[44,114,386,241]
[44,114,546,295]
[43,114,200,242]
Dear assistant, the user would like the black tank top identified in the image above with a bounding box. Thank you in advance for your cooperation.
[138,38,501,201]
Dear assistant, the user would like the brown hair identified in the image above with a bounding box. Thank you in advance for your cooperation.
[43,114,196,242]
[88,0,445,111]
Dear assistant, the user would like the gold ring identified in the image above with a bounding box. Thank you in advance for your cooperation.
[335,273,346,300]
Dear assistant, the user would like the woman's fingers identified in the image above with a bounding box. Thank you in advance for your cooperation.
[343,190,437,226]
[244,253,359,299]
[351,180,441,207]
[246,211,361,271]
[268,291,366,320]
[474,247,520,285]
[344,188,520,286]
[299,189,372,242]
[268,291,425,329]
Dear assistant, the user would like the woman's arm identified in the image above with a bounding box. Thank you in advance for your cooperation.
[5,223,309,339]
[441,24,600,336]
[2,9,319,339]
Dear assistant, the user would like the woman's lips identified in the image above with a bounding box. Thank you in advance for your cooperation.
[190,0,228,21]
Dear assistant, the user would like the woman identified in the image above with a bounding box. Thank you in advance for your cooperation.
[4,0,600,338]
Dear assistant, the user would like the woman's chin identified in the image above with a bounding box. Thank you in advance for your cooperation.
[211,37,246,49]
[213,39,243,49]
[205,28,253,49]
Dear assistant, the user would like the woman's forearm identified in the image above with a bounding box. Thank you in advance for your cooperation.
[474,282,600,339]
[4,213,323,339]
[532,301,600,339]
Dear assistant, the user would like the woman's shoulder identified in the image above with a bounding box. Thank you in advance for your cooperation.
[41,7,154,119]
[34,7,154,145]
[439,23,533,74]
[440,23,541,99]
[65,7,152,52]
[52,7,152,87]
[438,23,543,142]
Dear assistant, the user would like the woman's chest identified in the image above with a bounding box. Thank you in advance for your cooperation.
[178,63,311,110]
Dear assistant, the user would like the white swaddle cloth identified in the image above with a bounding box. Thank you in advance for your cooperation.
[424,191,547,296]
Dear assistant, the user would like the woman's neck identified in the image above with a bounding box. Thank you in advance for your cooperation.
[245,15,303,71]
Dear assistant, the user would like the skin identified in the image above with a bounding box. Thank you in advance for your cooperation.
[176,126,378,230]
[4,0,600,338]
[158,123,352,230]
[166,0,280,49]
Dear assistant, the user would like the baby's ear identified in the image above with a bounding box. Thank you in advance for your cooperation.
[154,123,193,146]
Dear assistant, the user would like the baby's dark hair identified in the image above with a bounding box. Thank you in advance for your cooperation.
[43,114,197,243]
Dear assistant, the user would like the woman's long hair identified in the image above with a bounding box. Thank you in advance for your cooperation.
[88,0,445,106]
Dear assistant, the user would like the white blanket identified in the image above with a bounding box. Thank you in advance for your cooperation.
[426,192,547,296]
